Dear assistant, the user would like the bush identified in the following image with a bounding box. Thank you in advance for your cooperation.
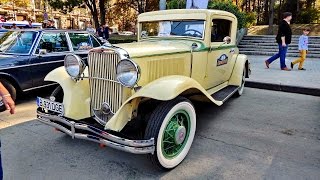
[208,0,247,29]
[245,12,257,27]
[297,8,320,24]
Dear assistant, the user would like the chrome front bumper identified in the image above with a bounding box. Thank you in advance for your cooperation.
[37,111,155,154]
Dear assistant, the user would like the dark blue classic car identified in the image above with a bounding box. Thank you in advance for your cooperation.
[0,29,103,110]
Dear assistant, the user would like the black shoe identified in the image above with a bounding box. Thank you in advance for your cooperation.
[298,68,306,70]
[291,62,294,69]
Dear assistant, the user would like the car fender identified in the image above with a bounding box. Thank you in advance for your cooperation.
[0,72,21,91]
[45,66,91,120]
[228,54,248,87]
[105,75,223,131]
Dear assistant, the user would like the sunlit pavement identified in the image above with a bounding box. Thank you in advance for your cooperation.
[0,88,319,179]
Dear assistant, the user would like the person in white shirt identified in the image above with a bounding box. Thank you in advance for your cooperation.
[86,22,96,34]
[291,27,311,70]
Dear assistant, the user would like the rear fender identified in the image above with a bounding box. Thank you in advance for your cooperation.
[45,67,91,120]
[105,75,223,131]
[228,54,248,87]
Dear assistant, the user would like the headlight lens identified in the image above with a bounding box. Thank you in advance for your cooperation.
[116,59,139,88]
[64,54,85,79]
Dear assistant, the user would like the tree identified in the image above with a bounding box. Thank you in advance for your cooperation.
[47,0,106,28]
[106,0,137,31]
[268,0,275,34]
[0,0,31,8]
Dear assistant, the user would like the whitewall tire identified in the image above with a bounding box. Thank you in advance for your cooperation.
[144,97,196,170]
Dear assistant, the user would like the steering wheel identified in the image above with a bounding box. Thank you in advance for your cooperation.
[182,29,203,37]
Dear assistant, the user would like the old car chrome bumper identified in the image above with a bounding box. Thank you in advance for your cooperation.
[37,111,155,154]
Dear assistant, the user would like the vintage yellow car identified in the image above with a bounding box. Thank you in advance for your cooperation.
[37,9,250,170]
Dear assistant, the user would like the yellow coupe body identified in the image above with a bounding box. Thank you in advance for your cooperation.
[37,9,250,169]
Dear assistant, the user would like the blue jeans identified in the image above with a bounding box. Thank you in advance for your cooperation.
[267,44,288,69]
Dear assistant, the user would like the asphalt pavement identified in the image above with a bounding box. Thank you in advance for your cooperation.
[0,88,319,180]
[246,55,320,96]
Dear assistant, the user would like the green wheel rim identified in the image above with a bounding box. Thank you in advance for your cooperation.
[161,110,191,159]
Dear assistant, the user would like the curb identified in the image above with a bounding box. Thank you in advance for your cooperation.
[245,81,320,97]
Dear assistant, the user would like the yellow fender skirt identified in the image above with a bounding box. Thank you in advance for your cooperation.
[45,67,91,120]
[105,75,222,131]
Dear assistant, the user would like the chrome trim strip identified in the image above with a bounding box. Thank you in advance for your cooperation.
[23,83,58,92]
[0,60,64,70]
[37,111,155,154]
[82,76,121,84]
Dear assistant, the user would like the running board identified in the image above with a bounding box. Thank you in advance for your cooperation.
[211,85,239,102]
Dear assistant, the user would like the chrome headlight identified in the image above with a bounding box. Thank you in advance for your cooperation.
[64,54,85,79]
[116,59,139,88]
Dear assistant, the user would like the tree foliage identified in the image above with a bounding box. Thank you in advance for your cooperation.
[0,0,31,8]
[208,0,249,29]
[47,0,107,28]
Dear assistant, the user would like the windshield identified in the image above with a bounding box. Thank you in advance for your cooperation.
[0,31,38,54]
[141,20,205,39]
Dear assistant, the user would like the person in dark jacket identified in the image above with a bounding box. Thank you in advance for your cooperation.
[103,24,110,40]
[46,20,56,29]
[265,12,292,71]
[96,25,104,38]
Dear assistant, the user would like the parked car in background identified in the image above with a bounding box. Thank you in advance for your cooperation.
[0,21,42,29]
[118,31,134,36]
[37,9,250,170]
[0,29,103,111]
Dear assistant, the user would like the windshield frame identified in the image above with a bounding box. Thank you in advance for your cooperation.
[139,19,206,41]
[0,30,40,55]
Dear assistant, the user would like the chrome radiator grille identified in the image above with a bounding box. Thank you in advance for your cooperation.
[88,52,123,114]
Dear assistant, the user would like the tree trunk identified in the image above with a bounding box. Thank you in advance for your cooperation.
[268,0,275,35]
[257,0,261,23]
[85,0,99,28]
[99,0,106,26]
[264,0,269,24]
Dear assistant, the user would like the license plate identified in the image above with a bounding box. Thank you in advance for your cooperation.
[37,97,64,115]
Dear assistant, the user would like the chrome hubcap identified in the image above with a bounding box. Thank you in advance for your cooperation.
[175,126,186,145]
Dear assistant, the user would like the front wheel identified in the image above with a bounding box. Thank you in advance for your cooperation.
[144,97,196,170]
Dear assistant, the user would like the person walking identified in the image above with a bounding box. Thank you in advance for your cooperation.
[291,27,310,70]
[0,82,16,180]
[265,12,293,71]
[86,22,95,34]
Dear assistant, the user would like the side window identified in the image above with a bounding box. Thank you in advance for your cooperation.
[69,33,93,51]
[37,32,69,53]
[90,35,101,47]
[211,19,231,42]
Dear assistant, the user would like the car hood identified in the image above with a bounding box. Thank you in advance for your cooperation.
[0,54,27,69]
[116,40,197,58]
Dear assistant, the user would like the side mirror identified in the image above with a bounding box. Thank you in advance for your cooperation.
[39,49,47,55]
[223,36,231,44]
